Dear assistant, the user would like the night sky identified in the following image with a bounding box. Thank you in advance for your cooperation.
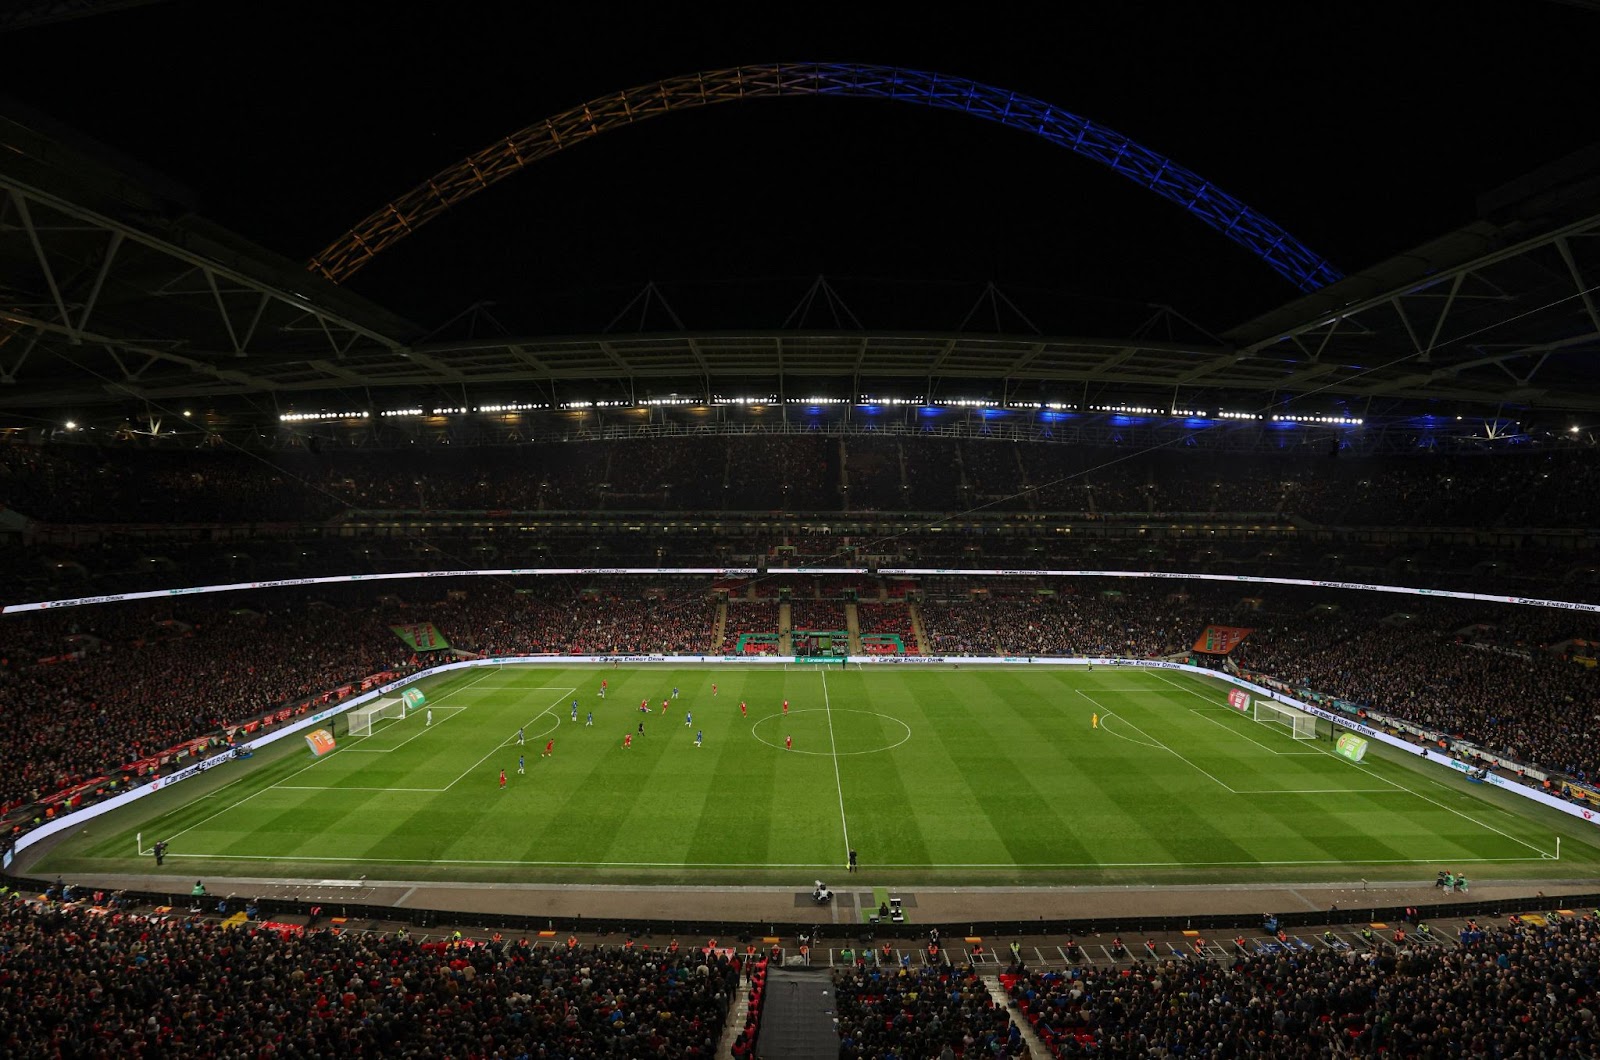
[5,0,1595,338]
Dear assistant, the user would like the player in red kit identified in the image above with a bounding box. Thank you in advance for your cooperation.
[740,700,747,717]
[661,699,669,714]
[782,700,789,717]
[785,735,792,750]
[543,740,554,758]
[712,683,718,696]
[623,733,633,748]
[499,769,507,789]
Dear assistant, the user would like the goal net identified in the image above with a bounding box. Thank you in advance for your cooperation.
[348,697,406,737]
[1252,699,1318,740]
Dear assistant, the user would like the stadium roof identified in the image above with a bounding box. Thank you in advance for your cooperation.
[0,2,1597,425]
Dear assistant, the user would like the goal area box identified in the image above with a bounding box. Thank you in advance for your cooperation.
[1252,699,1318,740]
[348,697,406,737]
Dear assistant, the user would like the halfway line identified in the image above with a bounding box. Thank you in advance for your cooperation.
[819,667,851,866]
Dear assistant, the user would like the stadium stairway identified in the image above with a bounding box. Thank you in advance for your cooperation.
[715,973,753,1059]
[778,600,793,655]
[908,603,930,654]
[983,973,1052,1058]
[711,599,728,652]
[845,602,861,655]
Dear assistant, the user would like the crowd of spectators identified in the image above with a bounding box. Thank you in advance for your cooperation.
[788,600,847,632]
[5,885,1598,1059]
[0,894,743,1058]
[598,433,708,507]
[842,436,903,511]
[721,434,836,511]
[0,579,718,816]
[355,580,717,660]
[809,576,878,600]
[835,961,1028,1058]
[722,601,779,642]
[958,440,1025,506]
[856,603,917,653]
[0,594,413,816]
[1233,605,1600,782]
[919,586,1204,659]
[1007,913,1600,1058]
[7,437,1600,527]
[902,439,963,512]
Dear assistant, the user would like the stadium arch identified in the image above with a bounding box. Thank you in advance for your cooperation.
[309,62,1342,294]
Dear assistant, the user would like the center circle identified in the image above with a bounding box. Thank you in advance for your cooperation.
[750,708,912,756]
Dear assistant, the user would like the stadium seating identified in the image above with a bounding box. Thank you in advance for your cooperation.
[855,603,918,654]
[7,438,1599,527]
[0,894,742,1057]
[1006,914,1600,1057]
[835,961,1028,1057]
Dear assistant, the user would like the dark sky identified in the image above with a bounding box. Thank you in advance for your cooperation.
[5,0,1596,337]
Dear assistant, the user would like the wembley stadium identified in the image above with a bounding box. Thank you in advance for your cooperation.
[1,3,1598,1056]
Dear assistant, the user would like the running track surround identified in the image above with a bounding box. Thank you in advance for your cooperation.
[308,62,1343,293]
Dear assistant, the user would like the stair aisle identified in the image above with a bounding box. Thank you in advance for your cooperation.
[983,973,1052,1059]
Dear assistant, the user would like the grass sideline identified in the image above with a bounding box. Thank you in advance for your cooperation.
[32,664,1600,887]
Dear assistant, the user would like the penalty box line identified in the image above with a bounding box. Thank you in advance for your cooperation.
[1082,690,1406,796]
[149,666,504,849]
[283,687,577,794]
[441,688,575,791]
[1149,671,1556,859]
[1077,689,1239,794]
[1186,707,1325,756]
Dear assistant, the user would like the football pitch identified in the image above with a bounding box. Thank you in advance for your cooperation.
[36,664,1600,886]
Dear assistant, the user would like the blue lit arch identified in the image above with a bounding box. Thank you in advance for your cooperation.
[311,63,1341,293]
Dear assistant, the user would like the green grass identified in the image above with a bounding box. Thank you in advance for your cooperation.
[34,663,1600,886]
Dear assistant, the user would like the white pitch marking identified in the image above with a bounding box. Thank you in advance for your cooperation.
[819,667,851,867]
[440,688,574,791]
[346,705,468,752]
[1187,707,1324,755]
[1078,690,1237,792]
[153,667,503,845]
[273,786,447,792]
[1152,671,1555,859]
[749,709,912,756]
[1093,712,1165,750]
[1228,788,1408,794]
[156,850,1553,868]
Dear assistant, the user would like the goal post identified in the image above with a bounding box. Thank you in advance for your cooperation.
[348,697,406,737]
[1252,699,1318,740]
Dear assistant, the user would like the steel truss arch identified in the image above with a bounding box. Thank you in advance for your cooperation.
[309,63,1342,293]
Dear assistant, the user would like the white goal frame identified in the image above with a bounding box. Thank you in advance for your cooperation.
[348,697,407,737]
[1253,699,1318,740]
